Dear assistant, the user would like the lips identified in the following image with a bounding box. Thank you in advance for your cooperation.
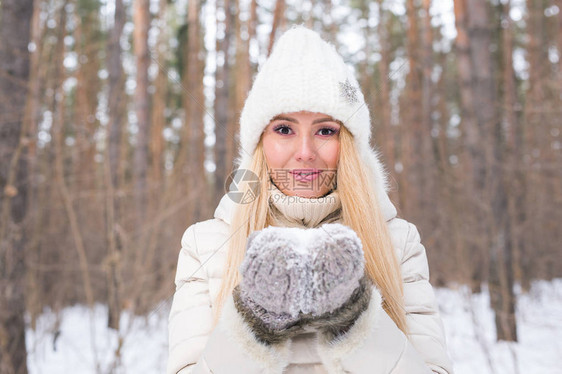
[290,169,322,182]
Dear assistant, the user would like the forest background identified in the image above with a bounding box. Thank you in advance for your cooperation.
[0,0,561,372]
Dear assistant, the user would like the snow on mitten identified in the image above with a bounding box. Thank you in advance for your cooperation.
[308,223,366,316]
[234,227,311,345]
[233,224,371,345]
[306,223,371,340]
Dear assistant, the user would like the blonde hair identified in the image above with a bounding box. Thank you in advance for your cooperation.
[213,126,407,334]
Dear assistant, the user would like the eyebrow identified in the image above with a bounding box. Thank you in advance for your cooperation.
[271,115,297,123]
[312,117,340,125]
[270,115,340,125]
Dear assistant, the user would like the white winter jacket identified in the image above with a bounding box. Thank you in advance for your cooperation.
[167,191,454,374]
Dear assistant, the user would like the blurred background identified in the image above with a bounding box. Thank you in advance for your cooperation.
[0,0,561,373]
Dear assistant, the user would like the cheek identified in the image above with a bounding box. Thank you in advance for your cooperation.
[319,141,340,169]
[262,136,290,169]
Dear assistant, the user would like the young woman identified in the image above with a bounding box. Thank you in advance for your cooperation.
[167,26,453,374]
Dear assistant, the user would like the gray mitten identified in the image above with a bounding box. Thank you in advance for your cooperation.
[308,223,366,316]
[308,275,371,341]
[234,223,371,345]
[234,228,310,345]
[306,223,371,340]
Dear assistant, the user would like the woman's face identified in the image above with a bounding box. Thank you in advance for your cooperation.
[262,111,341,198]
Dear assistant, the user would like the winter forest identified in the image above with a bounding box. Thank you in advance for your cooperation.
[0,0,561,372]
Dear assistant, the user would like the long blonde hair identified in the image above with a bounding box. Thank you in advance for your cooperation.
[213,126,408,334]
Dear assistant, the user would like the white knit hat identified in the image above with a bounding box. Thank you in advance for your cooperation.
[235,26,396,219]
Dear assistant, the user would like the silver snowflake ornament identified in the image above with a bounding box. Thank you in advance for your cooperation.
[338,78,359,105]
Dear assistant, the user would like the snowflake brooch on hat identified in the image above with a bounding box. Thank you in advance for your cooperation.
[339,78,359,105]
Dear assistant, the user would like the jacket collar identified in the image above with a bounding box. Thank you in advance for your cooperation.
[213,189,397,225]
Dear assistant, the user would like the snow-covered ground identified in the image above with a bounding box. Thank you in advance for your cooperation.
[26,279,562,373]
[26,303,169,373]
[437,280,562,374]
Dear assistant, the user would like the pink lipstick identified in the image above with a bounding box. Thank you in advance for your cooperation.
[290,169,322,182]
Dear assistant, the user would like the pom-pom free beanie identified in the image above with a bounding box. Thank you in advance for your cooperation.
[235,25,395,214]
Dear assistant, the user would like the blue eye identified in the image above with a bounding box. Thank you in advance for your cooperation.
[273,125,292,135]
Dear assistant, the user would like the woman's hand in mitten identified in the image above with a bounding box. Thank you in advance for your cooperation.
[233,223,371,345]
[233,227,309,345]
[305,223,372,340]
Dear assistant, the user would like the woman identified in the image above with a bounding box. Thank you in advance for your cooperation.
[167,26,453,374]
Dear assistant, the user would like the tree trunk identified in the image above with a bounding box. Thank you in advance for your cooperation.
[358,0,372,141]
[466,0,517,342]
[420,0,438,232]
[0,0,34,372]
[500,0,526,291]
[558,0,562,91]
[268,0,285,56]
[376,0,396,198]
[523,0,551,290]
[234,0,252,119]
[106,0,126,330]
[73,0,102,193]
[453,0,486,291]
[214,0,234,206]
[107,0,126,190]
[133,0,151,222]
[403,0,425,216]
[24,0,47,330]
[184,0,209,224]
[231,0,254,178]
[150,0,168,188]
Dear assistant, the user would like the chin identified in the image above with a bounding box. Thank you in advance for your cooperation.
[285,189,327,199]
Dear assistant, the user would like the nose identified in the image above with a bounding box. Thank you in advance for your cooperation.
[294,133,316,162]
